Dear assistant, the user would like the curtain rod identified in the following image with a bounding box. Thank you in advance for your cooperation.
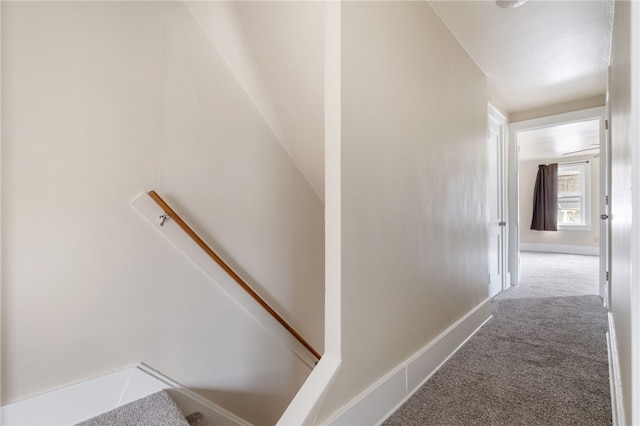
[559,160,590,165]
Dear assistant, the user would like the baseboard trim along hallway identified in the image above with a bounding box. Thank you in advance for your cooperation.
[324,298,492,426]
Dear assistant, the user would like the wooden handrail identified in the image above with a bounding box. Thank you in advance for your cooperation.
[147,190,321,361]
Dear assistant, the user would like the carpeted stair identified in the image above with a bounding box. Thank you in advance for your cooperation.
[185,412,213,426]
[76,390,214,426]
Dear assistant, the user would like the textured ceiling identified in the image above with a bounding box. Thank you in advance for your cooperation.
[429,0,614,114]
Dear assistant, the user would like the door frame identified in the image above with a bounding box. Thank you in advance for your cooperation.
[602,68,612,309]
[508,106,606,292]
[488,103,509,296]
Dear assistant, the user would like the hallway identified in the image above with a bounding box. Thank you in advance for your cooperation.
[504,251,600,299]
[384,252,610,425]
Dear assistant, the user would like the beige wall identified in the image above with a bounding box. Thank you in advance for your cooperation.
[184,1,326,201]
[519,155,600,250]
[1,2,324,423]
[318,1,488,419]
[609,1,636,423]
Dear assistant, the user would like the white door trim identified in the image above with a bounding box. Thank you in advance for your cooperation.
[488,103,508,295]
[508,106,606,287]
[602,67,613,309]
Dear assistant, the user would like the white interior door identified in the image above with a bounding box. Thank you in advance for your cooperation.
[600,67,612,308]
[488,105,507,298]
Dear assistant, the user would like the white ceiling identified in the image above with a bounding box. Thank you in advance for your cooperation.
[518,118,601,160]
[430,1,612,162]
[429,0,614,114]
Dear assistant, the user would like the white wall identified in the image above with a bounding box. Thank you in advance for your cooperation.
[317,1,488,420]
[519,155,600,253]
[609,1,639,423]
[183,1,326,201]
[1,2,324,424]
[0,0,4,405]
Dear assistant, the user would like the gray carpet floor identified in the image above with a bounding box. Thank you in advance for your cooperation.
[75,390,214,426]
[384,252,611,426]
[76,391,190,426]
[500,251,600,299]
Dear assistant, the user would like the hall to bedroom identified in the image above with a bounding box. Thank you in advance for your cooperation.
[384,250,609,425]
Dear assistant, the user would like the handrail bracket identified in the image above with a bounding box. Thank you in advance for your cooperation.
[159,212,170,227]
[145,190,321,361]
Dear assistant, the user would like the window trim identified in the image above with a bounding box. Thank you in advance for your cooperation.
[557,161,592,231]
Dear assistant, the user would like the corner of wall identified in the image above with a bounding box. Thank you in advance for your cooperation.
[488,94,510,121]
[276,354,342,426]
[322,299,493,426]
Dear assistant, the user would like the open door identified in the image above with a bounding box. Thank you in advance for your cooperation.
[488,104,507,297]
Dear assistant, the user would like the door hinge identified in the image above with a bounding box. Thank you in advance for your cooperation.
[605,119,609,130]
[606,271,609,281]
[606,195,609,205]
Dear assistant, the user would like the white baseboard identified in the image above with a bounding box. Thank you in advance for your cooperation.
[607,313,626,426]
[1,367,134,426]
[324,298,493,426]
[0,363,250,426]
[520,243,599,256]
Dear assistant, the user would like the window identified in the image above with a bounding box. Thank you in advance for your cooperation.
[557,162,591,229]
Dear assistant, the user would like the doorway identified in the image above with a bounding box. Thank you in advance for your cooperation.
[508,107,608,301]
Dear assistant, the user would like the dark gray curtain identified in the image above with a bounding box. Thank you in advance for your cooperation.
[530,163,558,231]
